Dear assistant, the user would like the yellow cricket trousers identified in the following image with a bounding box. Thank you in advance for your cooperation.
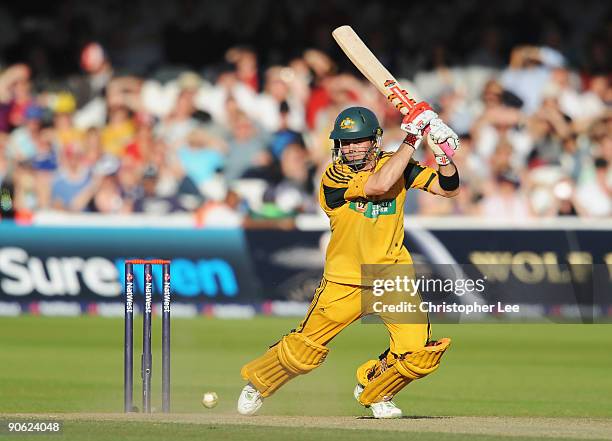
[294,277,431,355]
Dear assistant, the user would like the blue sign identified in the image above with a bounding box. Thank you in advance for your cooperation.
[0,224,259,302]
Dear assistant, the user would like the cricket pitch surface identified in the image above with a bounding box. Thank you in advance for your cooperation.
[4,413,612,440]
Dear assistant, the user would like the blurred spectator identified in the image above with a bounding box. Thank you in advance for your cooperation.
[69,42,115,129]
[82,127,105,167]
[434,134,485,216]
[576,157,612,217]
[52,93,83,150]
[157,86,200,149]
[133,165,183,214]
[177,128,225,190]
[500,45,565,114]
[75,42,113,107]
[51,146,92,211]
[253,66,306,132]
[527,94,571,167]
[225,46,259,92]
[304,49,337,130]
[196,189,244,228]
[11,161,37,213]
[125,116,156,162]
[224,112,270,181]
[147,138,203,211]
[472,103,532,169]
[547,68,601,123]
[478,80,504,112]
[436,87,473,136]
[6,105,44,162]
[0,64,33,130]
[480,172,531,220]
[30,128,58,209]
[551,178,588,217]
[101,105,135,156]
[88,174,131,214]
[116,157,144,203]
[260,141,316,217]
[0,1,610,223]
[489,140,515,178]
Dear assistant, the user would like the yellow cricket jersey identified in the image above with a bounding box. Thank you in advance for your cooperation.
[319,151,438,286]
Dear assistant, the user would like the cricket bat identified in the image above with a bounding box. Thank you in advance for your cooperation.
[332,25,455,157]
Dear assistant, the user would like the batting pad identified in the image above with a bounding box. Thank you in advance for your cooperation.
[358,338,451,405]
[241,333,329,397]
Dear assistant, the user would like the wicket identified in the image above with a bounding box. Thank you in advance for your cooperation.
[124,259,171,413]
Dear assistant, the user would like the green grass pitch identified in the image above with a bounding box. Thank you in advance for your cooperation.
[1,316,611,440]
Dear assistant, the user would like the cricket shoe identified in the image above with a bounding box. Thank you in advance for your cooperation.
[354,384,403,419]
[237,383,263,415]
[370,401,403,418]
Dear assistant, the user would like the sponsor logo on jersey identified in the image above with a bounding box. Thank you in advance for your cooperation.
[349,199,396,218]
[354,201,367,213]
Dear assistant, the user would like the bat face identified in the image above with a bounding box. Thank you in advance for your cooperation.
[332,25,416,115]
[332,25,456,158]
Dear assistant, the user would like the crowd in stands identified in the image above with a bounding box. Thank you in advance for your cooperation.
[0,1,610,225]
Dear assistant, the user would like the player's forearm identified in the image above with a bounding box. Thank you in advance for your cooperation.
[436,162,460,197]
[438,162,457,177]
[364,141,415,196]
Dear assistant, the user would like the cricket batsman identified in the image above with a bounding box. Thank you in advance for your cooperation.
[237,103,460,418]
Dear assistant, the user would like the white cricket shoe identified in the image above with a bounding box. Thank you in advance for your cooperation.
[370,400,403,418]
[354,383,403,419]
[237,383,263,415]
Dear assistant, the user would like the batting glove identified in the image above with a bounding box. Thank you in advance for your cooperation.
[427,118,460,166]
[400,102,438,136]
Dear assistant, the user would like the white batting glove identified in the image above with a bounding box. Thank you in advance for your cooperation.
[428,118,459,147]
[400,101,460,165]
[427,118,460,165]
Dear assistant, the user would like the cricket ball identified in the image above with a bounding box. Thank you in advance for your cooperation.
[201,392,219,408]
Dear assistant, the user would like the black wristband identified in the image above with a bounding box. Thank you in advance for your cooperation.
[438,168,459,191]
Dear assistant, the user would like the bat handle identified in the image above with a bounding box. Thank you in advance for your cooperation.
[423,125,455,157]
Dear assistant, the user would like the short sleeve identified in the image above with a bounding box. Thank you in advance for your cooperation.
[320,164,367,213]
[344,172,368,200]
[404,159,438,193]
